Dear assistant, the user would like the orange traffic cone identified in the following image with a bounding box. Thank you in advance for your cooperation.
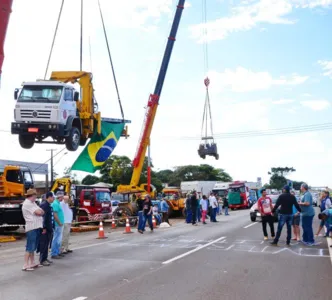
[152,215,157,228]
[111,216,116,229]
[97,221,107,239]
[123,218,133,234]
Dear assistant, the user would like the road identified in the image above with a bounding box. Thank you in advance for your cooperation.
[0,209,331,300]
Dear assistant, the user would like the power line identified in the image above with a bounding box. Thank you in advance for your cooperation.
[31,148,66,173]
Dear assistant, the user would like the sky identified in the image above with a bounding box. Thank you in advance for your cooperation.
[1,0,332,187]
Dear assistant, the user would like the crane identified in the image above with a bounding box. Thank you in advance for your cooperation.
[116,0,186,196]
[0,0,13,87]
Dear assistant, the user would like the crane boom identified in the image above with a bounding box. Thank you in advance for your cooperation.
[0,0,13,86]
[117,0,185,195]
[131,0,185,186]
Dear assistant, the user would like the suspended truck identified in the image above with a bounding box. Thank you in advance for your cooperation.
[11,72,129,151]
[113,0,186,222]
[0,165,34,231]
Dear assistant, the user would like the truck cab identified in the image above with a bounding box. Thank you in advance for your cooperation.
[228,181,250,210]
[212,182,232,199]
[73,186,112,222]
[0,165,34,229]
[11,80,83,151]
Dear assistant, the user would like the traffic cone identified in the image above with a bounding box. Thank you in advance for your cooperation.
[97,221,107,239]
[123,218,133,234]
[111,216,116,229]
[152,215,157,228]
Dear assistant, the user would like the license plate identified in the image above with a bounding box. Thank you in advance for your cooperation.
[28,128,38,133]
[102,203,109,207]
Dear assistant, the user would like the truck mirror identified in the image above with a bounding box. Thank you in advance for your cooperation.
[14,89,19,100]
[74,91,79,102]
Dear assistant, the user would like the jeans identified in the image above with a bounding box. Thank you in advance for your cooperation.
[224,207,229,215]
[39,231,52,263]
[262,215,275,237]
[302,215,315,244]
[139,214,153,231]
[197,207,201,222]
[210,207,217,222]
[162,212,169,224]
[138,211,144,231]
[154,214,161,225]
[192,207,197,224]
[273,214,292,244]
[51,225,64,257]
[186,209,192,223]
[201,210,207,223]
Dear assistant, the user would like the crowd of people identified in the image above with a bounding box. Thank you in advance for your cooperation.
[21,189,73,271]
[257,183,332,247]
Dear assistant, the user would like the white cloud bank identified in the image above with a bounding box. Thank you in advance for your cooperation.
[301,99,330,111]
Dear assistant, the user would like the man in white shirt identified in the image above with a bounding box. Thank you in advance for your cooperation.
[61,195,73,254]
[209,193,218,222]
[22,189,44,271]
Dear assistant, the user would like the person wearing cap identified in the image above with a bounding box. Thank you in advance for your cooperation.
[138,195,153,234]
[22,189,44,271]
[299,183,315,246]
[270,185,301,246]
[50,191,65,259]
[39,191,55,266]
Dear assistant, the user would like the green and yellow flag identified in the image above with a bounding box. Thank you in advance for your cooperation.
[71,121,125,173]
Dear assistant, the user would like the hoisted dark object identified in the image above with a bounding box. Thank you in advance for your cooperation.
[198,77,219,160]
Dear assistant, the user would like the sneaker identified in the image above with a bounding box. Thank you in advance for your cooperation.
[270,242,278,246]
[41,261,51,266]
[66,249,73,253]
[271,236,275,239]
[264,237,268,241]
[46,259,53,264]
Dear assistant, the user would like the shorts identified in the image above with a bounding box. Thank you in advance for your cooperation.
[25,228,41,253]
[292,215,300,226]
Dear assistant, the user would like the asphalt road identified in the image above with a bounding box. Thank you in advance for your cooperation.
[1,209,331,300]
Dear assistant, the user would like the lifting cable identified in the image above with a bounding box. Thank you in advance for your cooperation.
[44,0,65,79]
[98,0,125,121]
[200,0,214,143]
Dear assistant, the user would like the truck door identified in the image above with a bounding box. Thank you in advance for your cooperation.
[61,88,76,123]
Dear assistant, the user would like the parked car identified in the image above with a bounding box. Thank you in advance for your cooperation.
[250,194,279,222]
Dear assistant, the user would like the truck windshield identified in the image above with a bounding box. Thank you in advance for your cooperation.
[229,187,245,193]
[18,86,63,103]
[96,191,111,202]
[213,190,227,197]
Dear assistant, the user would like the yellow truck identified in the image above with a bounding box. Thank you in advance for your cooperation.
[162,187,186,217]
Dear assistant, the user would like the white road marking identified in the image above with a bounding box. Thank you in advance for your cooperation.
[225,244,235,250]
[72,297,87,300]
[162,236,226,265]
[261,246,268,252]
[72,238,125,251]
[243,222,258,229]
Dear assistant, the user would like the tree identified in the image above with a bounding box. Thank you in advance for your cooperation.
[82,175,100,185]
[268,167,296,190]
[155,169,174,183]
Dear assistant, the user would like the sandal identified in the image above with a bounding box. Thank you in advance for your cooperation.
[22,267,34,271]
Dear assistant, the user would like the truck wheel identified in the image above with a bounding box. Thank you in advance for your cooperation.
[19,135,35,149]
[66,127,81,151]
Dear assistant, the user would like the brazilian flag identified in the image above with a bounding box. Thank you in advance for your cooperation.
[71,121,125,173]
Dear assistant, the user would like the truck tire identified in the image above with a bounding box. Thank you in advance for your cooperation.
[65,127,81,151]
[19,135,34,149]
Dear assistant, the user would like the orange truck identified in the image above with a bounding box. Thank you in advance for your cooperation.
[162,187,186,217]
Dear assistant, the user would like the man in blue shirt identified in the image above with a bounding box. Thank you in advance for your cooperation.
[51,191,65,259]
[299,183,315,246]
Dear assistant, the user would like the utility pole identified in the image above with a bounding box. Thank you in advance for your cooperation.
[46,149,57,187]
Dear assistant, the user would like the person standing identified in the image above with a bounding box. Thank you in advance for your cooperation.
[160,198,170,224]
[39,191,55,266]
[299,183,315,246]
[22,189,44,271]
[257,189,275,240]
[200,195,208,224]
[191,191,198,225]
[138,195,153,234]
[196,194,202,222]
[318,209,332,241]
[291,190,301,241]
[223,196,229,216]
[61,195,73,254]
[209,192,218,222]
[51,191,65,259]
[271,185,301,246]
[185,193,192,224]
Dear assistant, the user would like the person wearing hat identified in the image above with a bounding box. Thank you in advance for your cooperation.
[270,185,301,246]
[299,183,315,246]
[22,188,44,271]
[50,191,65,259]
[39,191,55,266]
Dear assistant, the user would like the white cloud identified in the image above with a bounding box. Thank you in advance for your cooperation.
[208,67,308,92]
[190,0,332,42]
[272,99,295,104]
[318,60,332,78]
[300,99,331,111]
